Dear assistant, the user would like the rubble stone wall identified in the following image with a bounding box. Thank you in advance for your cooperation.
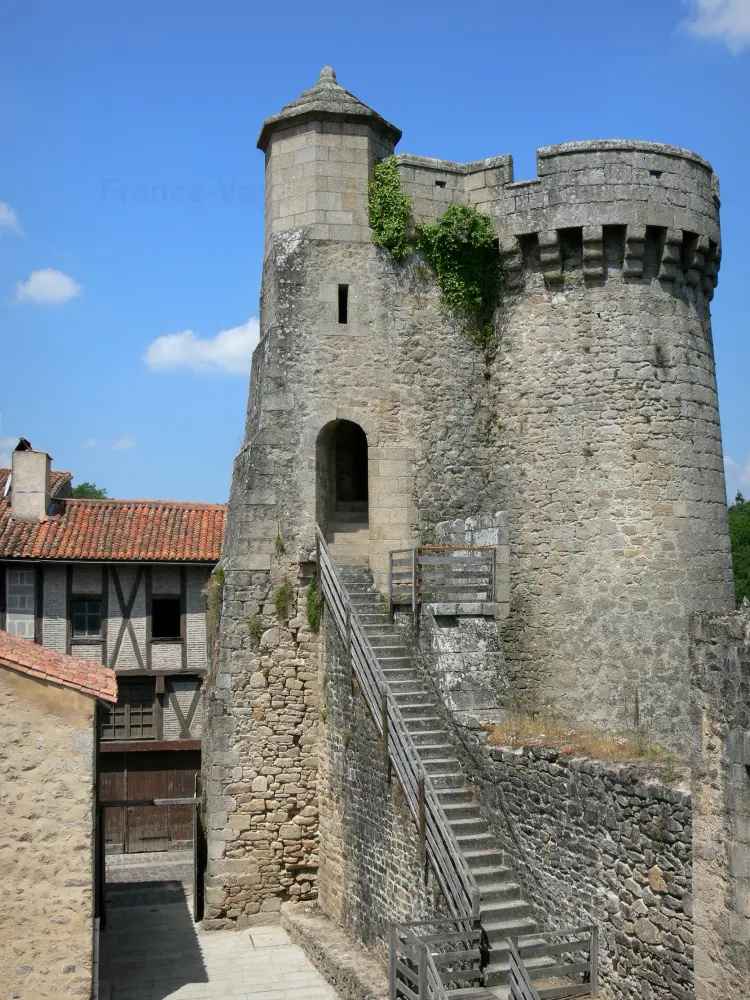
[317,613,435,944]
[690,605,750,1000]
[201,570,320,926]
[472,744,693,1000]
[0,669,96,999]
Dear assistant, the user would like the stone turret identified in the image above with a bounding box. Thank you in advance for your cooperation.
[258,66,400,250]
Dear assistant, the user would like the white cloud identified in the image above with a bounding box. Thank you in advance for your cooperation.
[82,438,98,449]
[111,434,136,451]
[685,0,750,53]
[0,202,22,236]
[144,317,259,375]
[725,452,750,500]
[15,268,82,305]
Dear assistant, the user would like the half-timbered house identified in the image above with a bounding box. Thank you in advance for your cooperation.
[0,440,225,853]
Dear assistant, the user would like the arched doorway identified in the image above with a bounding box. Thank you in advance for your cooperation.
[316,420,368,533]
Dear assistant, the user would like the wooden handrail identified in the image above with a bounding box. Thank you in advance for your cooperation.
[388,545,496,616]
[509,926,599,1000]
[316,526,480,927]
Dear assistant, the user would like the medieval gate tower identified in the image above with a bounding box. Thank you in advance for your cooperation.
[203,67,736,962]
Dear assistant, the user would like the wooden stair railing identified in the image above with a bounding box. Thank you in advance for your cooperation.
[316,527,481,1000]
[510,926,599,1000]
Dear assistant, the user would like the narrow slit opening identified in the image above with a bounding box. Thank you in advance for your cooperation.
[643,226,667,281]
[603,225,627,272]
[559,227,583,271]
[338,284,348,325]
[519,233,540,268]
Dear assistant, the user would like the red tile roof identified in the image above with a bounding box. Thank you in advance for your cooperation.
[0,497,225,563]
[0,630,117,703]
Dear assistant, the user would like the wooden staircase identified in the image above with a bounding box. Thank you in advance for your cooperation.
[337,563,542,988]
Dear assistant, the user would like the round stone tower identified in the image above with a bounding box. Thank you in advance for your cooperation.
[203,69,734,926]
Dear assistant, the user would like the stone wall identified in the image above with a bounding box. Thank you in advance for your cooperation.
[0,669,96,999]
[690,604,750,1000]
[201,567,320,926]
[471,744,692,1000]
[317,612,435,943]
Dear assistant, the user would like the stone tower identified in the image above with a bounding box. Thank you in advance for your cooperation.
[202,68,734,924]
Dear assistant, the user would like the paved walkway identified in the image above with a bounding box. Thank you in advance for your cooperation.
[100,856,340,1000]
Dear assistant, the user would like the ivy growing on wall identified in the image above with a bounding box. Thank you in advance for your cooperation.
[202,566,225,666]
[368,156,504,349]
[368,155,413,261]
[418,205,503,349]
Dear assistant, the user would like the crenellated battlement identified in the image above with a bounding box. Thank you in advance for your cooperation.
[395,139,721,300]
[498,222,720,299]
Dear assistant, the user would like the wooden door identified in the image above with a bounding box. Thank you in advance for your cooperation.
[126,754,169,852]
[98,749,201,853]
[167,752,201,846]
[99,755,126,852]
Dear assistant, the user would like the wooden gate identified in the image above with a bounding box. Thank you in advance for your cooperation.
[99,749,200,853]
[95,783,206,929]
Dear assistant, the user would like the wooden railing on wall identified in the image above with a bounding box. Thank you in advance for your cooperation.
[388,546,496,618]
[509,926,599,1000]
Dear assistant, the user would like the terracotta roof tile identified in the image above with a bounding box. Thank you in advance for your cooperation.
[0,630,117,703]
[0,497,225,563]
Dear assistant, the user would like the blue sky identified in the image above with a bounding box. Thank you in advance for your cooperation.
[0,0,748,502]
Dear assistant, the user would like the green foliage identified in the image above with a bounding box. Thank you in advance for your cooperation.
[202,566,225,666]
[249,614,262,642]
[306,571,321,633]
[275,533,285,555]
[368,155,413,261]
[417,204,503,349]
[343,727,351,748]
[320,706,328,723]
[729,491,750,605]
[72,481,108,499]
[367,161,504,348]
[274,578,294,619]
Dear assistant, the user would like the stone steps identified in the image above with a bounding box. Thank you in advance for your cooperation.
[333,562,543,986]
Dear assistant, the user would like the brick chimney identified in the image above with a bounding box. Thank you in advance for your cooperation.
[11,440,52,521]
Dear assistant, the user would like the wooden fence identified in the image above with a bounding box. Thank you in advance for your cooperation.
[389,917,483,1000]
[388,546,496,617]
[509,926,599,1000]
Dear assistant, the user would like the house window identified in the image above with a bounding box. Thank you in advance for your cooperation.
[152,596,181,640]
[338,284,348,324]
[72,598,102,637]
[100,679,156,740]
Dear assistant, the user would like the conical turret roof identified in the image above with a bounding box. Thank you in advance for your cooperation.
[257,66,401,151]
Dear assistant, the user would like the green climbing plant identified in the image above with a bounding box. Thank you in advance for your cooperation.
[368,158,504,349]
[306,571,321,633]
[368,155,413,261]
[274,578,294,619]
[202,566,225,666]
[417,204,504,349]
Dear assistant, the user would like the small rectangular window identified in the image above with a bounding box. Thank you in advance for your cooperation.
[100,679,156,740]
[152,596,181,640]
[338,284,348,325]
[435,180,446,189]
[72,598,102,637]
